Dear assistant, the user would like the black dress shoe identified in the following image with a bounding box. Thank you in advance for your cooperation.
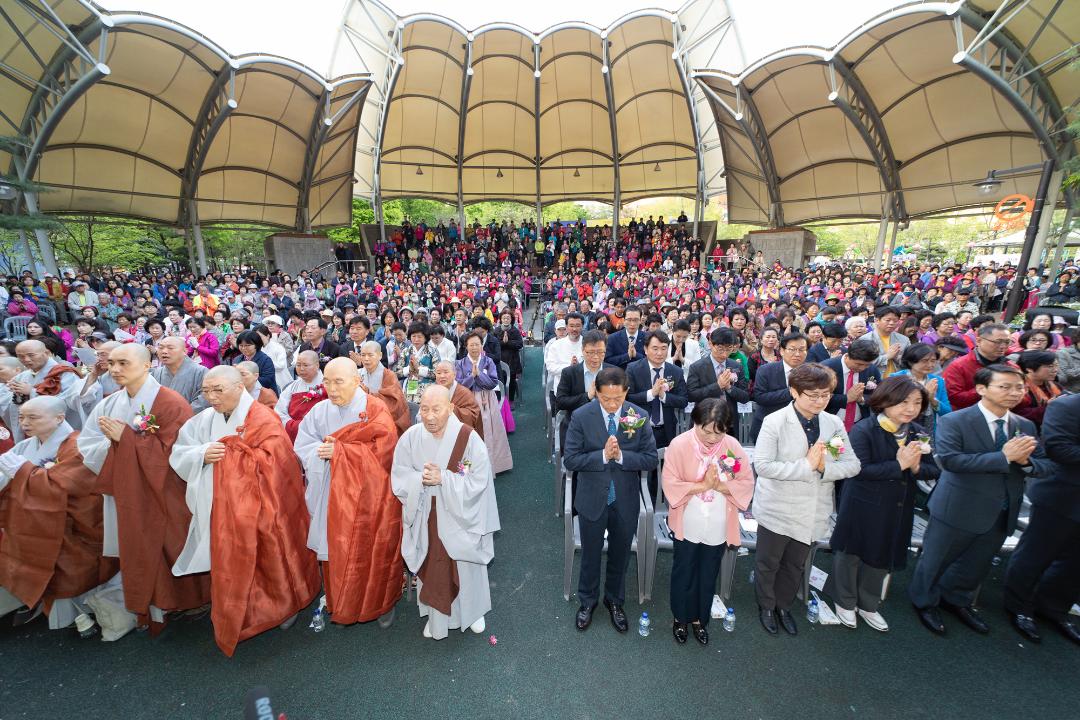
[1010,614,1041,643]
[759,608,778,635]
[692,623,709,646]
[1055,619,1080,646]
[672,620,688,644]
[777,608,798,636]
[914,605,946,636]
[575,605,595,631]
[603,598,628,633]
[943,602,989,634]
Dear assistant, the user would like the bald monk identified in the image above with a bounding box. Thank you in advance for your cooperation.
[5,340,89,441]
[78,344,209,636]
[0,396,117,633]
[170,366,319,656]
[275,350,325,441]
[434,360,484,439]
[294,357,402,626]
[236,361,278,408]
[358,340,411,435]
[392,385,500,640]
[0,357,24,452]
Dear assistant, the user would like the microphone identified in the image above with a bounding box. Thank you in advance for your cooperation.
[243,686,285,720]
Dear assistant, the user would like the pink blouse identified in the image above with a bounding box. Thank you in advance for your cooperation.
[187,331,220,368]
[662,430,755,546]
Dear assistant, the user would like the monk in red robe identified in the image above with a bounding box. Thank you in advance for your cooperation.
[77,344,210,633]
[295,357,402,626]
[275,350,325,441]
[170,365,320,656]
[358,340,412,434]
[0,396,117,629]
[434,361,484,439]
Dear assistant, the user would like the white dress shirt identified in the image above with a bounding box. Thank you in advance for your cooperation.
[544,335,583,378]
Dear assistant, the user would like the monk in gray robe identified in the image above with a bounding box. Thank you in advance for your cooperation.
[275,350,324,441]
[392,384,500,640]
[4,340,91,441]
[151,337,208,412]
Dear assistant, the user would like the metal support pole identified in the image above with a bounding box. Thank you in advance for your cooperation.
[377,194,386,244]
[1047,200,1075,285]
[21,192,59,276]
[189,200,209,276]
[1004,159,1055,323]
[872,215,889,271]
[1029,168,1062,269]
[886,219,900,260]
[16,230,34,274]
[457,199,465,236]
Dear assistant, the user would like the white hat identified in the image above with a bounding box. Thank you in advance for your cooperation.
[554,319,567,330]
[263,315,283,326]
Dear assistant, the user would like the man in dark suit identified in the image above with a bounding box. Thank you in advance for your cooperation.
[340,315,380,366]
[555,330,612,450]
[296,316,342,369]
[604,305,645,368]
[1003,393,1080,645]
[823,337,882,431]
[909,364,1054,636]
[563,367,658,633]
[686,326,749,423]
[750,332,808,441]
[807,323,846,363]
[626,330,688,450]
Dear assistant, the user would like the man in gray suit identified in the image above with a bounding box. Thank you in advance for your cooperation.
[563,367,658,634]
[864,305,910,378]
[686,326,750,422]
[909,364,1053,636]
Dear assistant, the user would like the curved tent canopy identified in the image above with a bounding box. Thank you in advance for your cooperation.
[0,0,371,229]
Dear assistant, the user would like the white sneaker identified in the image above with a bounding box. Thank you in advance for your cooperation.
[835,605,857,628]
[469,616,486,634]
[858,609,889,632]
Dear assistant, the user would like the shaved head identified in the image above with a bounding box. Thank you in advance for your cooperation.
[0,356,23,383]
[202,365,244,414]
[324,357,361,406]
[109,343,152,393]
[419,384,452,437]
[205,365,242,384]
[236,361,259,389]
[295,350,320,383]
[15,339,49,372]
[18,394,67,441]
[157,336,186,369]
[22,395,65,416]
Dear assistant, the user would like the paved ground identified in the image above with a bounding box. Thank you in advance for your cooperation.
[1,345,1078,719]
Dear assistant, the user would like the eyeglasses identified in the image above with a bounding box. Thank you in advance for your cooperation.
[987,384,1025,393]
[783,347,808,354]
[979,338,1011,347]
[799,391,832,401]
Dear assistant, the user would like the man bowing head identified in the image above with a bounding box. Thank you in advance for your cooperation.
[358,340,411,435]
[295,357,401,627]
[170,366,320,656]
[392,385,500,640]
[78,344,209,635]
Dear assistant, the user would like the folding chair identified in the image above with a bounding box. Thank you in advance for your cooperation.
[3,316,29,341]
[552,410,566,516]
[563,470,653,604]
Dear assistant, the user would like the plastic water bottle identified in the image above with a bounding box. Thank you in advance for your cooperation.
[723,608,736,632]
[309,596,327,633]
[638,612,651,637]
[806,597,819,625]
[748,567,755,585]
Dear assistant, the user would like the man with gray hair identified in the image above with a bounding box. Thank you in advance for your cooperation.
[0,395,117,635]
[151,336,208,412]
[170,365,318,656]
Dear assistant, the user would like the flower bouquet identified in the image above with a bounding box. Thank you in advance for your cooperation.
[703,449,741,503]
[914,431,932,454]
[133,405,159,435]
[618,407,648,438]
[300,385,326,404]
[825,431,846,460]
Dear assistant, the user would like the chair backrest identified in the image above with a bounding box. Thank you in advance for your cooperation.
[499,361,510,384]
[4,316,30,341]
[37,303,56,324]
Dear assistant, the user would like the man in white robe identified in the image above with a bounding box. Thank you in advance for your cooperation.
[274,350,323,439]
[4,340,91,441]
[152,337,208,412]
[392,384,500,640]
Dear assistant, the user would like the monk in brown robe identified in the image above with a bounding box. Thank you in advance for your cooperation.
[170,366,319,656]
[78,344,210,635]
[0,396,117,631]
[236,360,278,408]
[434,360,484,439]
[358,340,411,434]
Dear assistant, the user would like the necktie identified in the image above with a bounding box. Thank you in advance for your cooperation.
[606,413,617,505]
[843,369,857,431]
[650,367,663,426]
[993,418,1007,450]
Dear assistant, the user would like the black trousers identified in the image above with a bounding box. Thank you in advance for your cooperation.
[1004,503,1080,622]
[908,510,1008,609]
[577,503,635,608]
[754,524,810,611]
[670,539,725,626]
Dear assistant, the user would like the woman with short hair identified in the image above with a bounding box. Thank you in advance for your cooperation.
[1013,350,1062,429]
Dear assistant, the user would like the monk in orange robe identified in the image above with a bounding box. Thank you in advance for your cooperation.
[434,361,484,439]
[236,360,278,408]
[170,365,319,656]
[358,341,412,435]
[295,357,401,626]
[0,396,117,629]
[77,344,210,634]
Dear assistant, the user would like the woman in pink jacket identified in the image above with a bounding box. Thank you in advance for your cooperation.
[184,316,220,368]
[662,398,755,646]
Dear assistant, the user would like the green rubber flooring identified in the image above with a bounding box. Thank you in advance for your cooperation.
[1,346,1077,719]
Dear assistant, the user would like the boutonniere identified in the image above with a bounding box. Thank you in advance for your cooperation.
[618,407,647,437]
[456,459,472,475]
[133,405,159,434]
[357,411,369,424]
[826,431,846,459]
[300,385,326,403]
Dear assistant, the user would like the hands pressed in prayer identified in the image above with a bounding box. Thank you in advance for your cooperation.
[603,434,620,462]
[8,380,31,395]
[806,441,826,472]
[317,436,336,460]
[98,416,126,442]
[422,462,442,486]
[203,442,227,465]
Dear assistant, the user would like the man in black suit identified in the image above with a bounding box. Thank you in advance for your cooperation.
[563,367,658,633]
[807,323,846,363]
[296,316,342,369]
[750,332,808,441]
[823,337,882,431]
[604,305,645,369]
[340,315,379,367]
[686,326,749,422]
[909,365,1054,637]
[555,330,612,450]
[627,330,688,450]
[1003,393,1080,645]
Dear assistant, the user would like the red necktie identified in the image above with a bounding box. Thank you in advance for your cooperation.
[844,369,857,431]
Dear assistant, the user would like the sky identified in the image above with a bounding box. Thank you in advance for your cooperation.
[97,0,900,76]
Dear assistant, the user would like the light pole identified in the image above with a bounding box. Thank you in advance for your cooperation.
[973,159,1055,323]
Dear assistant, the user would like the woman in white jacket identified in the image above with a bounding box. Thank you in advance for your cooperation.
[255,324,292,391]
[752,363,860,636]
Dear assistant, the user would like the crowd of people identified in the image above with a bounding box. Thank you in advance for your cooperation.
[1,214,1079,657]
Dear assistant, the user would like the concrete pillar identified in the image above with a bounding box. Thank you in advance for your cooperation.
[21,192,59,276]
